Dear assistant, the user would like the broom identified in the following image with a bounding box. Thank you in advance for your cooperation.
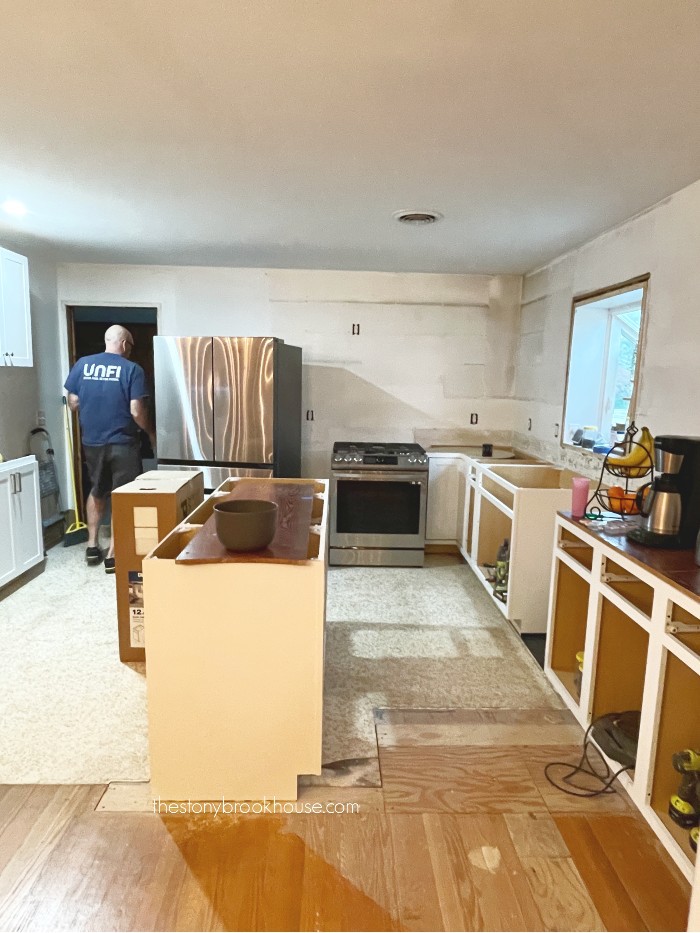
[63,397,89,546]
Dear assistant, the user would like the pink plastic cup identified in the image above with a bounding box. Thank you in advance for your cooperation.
[571,477,590,519]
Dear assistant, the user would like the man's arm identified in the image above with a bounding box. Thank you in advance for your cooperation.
[67,393,80,412]
[130,398,156,451]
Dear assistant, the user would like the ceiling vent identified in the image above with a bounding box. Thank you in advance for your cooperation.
[393,210,443,225]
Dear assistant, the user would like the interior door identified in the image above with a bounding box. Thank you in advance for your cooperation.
[154,337,214,462]
[213,337,275,465]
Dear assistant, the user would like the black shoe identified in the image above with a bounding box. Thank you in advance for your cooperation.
[104,557,116,575]
[86,546,103,566]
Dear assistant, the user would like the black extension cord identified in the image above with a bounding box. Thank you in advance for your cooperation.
[544,721,633,798]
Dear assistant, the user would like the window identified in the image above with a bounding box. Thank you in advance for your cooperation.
[562,277,648,451]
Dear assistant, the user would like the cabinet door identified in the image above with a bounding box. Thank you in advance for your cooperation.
[11,463,43,574]
[0,472,16,587]
[458,460,471,554]
[0,248,32,367]
[426,457,462,542]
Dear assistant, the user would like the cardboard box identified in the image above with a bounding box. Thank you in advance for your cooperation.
[112,470,204,661]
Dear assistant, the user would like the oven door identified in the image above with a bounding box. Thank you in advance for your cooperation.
[330,471,427,549]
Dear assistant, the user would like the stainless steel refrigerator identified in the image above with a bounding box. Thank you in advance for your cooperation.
[154,336,302,489]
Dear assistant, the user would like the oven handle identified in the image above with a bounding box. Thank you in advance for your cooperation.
[332,471,427,483]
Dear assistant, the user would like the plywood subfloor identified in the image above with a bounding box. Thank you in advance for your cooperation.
[0,710,691,932]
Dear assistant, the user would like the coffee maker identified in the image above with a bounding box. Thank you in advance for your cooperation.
[627,436,700,548]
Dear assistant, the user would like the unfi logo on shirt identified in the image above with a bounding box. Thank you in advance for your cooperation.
[83,363,122,381]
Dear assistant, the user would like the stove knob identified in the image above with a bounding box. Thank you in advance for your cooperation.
[407,455,416,463]
[353,454,363,462]
[333,454,343,462]
[344,454,353,462]
[419,455,428,464]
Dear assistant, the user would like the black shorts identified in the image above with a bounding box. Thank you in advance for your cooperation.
[84,443,143,499]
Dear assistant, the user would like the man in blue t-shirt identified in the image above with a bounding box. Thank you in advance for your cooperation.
[65,324,155,573]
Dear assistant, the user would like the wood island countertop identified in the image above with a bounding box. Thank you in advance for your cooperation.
[175,479,316,565]
[559,510,700,601]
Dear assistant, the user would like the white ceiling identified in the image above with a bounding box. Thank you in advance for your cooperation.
[2,0,700,274]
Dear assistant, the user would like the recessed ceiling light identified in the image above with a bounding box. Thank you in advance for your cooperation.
[393,210,443,225]
[1,199,28,218]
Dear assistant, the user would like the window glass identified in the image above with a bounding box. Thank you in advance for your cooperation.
[563,281,647,451]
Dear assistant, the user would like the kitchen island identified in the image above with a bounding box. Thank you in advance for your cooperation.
[142,477,328,801]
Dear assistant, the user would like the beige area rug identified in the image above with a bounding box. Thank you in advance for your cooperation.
[319,560,563,784]
[0,542,149,784]
[0,548,561,786]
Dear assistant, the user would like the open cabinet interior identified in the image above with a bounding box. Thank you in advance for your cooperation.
[558,526,594,571]
[592,597,648,722]
[668,601,700,663]
[475,496,512,573]
[650,651,700,866]
[549,560,590,705]
[602,555,654,618]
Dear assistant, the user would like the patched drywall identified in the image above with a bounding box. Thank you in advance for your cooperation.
[513,177,700,477]
[56,265,522,477]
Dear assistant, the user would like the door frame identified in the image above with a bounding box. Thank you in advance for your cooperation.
[64,303,161,516]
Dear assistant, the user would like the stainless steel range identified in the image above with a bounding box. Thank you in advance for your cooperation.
[329,442,428,567]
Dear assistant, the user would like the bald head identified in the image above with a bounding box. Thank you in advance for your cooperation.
[105,325,134,357]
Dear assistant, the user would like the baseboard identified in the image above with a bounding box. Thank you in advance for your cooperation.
[0,558,47,601]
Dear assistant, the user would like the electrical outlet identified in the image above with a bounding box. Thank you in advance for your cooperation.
[37,410,46,427]
[554,423,559,438]
[352,323,360,335]
[470,413,478,425]
[306,409,315,421]
[527,417,532,431]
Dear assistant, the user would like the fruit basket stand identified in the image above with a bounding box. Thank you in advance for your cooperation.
[586,423,654,519]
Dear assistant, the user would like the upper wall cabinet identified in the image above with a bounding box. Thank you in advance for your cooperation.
[0,247,32,367]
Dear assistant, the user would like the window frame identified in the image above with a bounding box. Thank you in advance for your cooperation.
[561,274,650,454]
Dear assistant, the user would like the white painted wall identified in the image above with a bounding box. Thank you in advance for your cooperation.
[513,177,700,475]
[57,265,522,479]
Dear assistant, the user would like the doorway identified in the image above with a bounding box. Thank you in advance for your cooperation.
[66,305,158,515]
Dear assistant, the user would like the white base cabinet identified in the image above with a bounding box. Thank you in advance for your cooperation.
[427,452,578,633]
[426,456,465,543]
[546,514,700,884]
[0,457,43,589]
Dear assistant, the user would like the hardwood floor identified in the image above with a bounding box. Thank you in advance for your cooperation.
[0,714,691,932]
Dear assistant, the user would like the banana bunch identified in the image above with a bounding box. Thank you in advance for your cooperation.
[607,426,654,477]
